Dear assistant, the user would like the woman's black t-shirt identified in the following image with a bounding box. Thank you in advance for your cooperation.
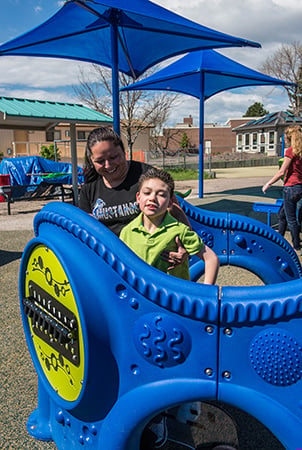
[79,161,151,236]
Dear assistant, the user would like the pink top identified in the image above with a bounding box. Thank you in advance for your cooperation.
[284,146,302,186]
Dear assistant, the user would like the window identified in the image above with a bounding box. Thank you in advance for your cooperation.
[237,134,242,151]
[260,131,266,153]
[268,131,275,150]
[46,130,61,141]
[65,130,70,137]
[245,134,249,146]
[77,130,89,140]
[252,133,257,145]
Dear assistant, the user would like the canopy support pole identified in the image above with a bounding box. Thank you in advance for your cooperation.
[281,133,285,157]
[70,123,79,206]
[199,73,205,198]
[111,23,120,135]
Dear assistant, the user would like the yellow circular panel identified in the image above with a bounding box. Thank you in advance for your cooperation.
[24,245,85,402]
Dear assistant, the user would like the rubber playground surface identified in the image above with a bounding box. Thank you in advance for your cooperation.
[0,166,287,449]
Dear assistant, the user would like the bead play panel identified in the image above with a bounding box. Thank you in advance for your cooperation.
[23,245,84,403]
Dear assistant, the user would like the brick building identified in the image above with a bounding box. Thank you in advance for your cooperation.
[162,115,258,155]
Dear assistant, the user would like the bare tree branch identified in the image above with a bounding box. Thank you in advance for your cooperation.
[73,65,178,159]
[73,66,112,116]
[261,42,302,116]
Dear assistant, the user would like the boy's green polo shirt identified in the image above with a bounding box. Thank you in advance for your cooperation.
[120,212,204,280]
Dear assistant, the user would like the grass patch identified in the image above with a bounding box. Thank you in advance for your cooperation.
[166,168,198,180]
[166,168,214,180]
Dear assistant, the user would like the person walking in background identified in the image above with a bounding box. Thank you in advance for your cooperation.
[277,204,287,236]
[263,125,302,252]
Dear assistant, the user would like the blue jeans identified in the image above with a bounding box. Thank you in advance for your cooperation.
[283,184,302,250]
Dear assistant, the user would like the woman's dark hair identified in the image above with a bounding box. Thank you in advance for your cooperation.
[138,167,175,198]
[83,127,125,182]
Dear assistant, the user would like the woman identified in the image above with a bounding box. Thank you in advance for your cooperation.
[79,127,189,261]
[79,128,232,450]
[263,125,302,251]
[79,127,193,448]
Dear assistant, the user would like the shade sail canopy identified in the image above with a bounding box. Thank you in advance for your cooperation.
[122,49,293,98]
[0,0,260,78]
[0,0,260,133]
[123,49,294,198]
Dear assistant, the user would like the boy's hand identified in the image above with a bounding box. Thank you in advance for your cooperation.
[161,236,188,270]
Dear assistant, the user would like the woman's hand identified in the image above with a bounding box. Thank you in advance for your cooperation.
[161,236,188,270]
[262,182,270,194]
[262,156,291,194]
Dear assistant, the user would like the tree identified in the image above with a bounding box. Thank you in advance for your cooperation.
[156,127,183,153]
[73,65,178,159]
[180,132,190,150]
[261,42,302,116]
[243,102,269,117]
[40,144,61,161]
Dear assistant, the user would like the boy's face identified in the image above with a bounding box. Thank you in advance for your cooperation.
[137,177,172,220]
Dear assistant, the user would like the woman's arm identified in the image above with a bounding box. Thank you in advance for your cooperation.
[196,245,220,285]
[262,157,292,193]
[168,195,192,228]
[161,196,192,267]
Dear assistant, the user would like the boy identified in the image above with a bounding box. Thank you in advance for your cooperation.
[120,167,219,284]
[120,168,219,448]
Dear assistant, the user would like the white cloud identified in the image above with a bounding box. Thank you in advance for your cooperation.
[34,6,42,13]
[0,86,77,104]
[0,56,90,88]
[204,88,289,123]
[164,85,290,127]
[153,0,300,123]
[155,0,302,69]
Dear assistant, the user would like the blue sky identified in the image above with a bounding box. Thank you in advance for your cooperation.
[0,1,61,42]
[0,0,301,125]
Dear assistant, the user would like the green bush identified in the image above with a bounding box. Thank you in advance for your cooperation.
[40,144,61,161]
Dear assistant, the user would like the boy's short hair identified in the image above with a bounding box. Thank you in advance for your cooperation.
[138,168,175,198]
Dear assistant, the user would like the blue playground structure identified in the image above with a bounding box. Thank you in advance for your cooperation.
[19,200,302,449]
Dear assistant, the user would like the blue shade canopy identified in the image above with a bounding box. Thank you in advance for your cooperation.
[122,49,293,98]
[123,49,294,198]
[0,0,260,133]
[0,0,260,78]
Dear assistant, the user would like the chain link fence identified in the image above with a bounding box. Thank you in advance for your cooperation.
[144,148,280,170]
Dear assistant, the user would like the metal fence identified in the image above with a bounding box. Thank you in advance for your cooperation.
[144,148,281,170]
